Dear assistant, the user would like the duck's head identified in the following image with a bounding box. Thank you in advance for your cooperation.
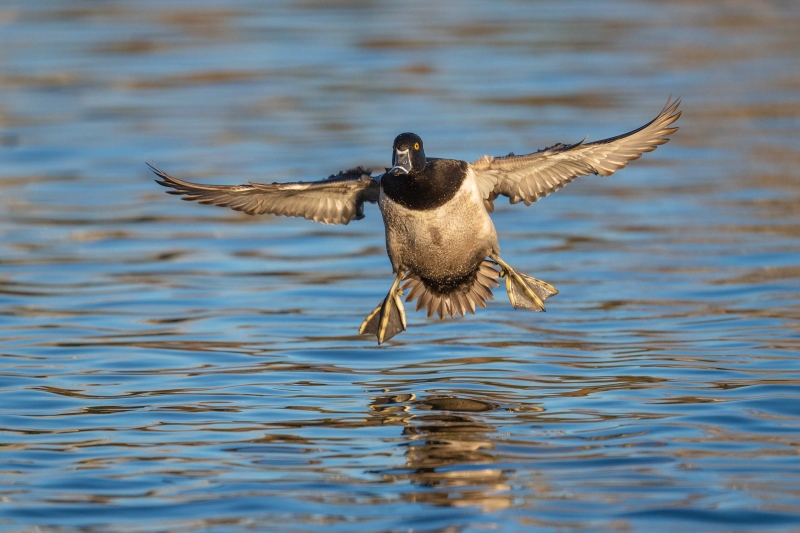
[390,132,426,175]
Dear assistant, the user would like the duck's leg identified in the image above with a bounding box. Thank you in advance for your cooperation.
[359,271,407,344]
[490,254,558,312]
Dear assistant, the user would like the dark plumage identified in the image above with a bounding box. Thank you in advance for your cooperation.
[151,97,681,343]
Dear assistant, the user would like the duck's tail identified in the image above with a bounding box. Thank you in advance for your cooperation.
[401,260,500,320]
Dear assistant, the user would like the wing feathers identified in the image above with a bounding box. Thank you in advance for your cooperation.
[472,97,681,210]
[150,163,379,225]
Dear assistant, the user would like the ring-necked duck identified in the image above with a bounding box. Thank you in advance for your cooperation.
[151,97,680,344]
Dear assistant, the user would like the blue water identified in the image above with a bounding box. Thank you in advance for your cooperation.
[2,1,800,531]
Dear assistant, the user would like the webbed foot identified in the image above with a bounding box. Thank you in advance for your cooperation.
[490,254,558,311]
[359,272,407,344]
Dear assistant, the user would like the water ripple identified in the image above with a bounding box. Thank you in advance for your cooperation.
[2,0,800,531]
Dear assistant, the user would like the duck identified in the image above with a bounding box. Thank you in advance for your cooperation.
[150,97,680,344]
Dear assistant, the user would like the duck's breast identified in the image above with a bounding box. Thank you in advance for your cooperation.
[380,168,498,280]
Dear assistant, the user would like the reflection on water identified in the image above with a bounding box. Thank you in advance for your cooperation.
[2,0,800,531]
[372,394,511,511]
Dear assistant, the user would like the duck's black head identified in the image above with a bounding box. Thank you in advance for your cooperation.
[382,132,467,211]
[390,132,426,175]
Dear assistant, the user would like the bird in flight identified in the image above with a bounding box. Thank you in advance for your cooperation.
[151,97,680,344]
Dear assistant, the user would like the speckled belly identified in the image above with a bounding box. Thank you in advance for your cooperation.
[379,176,498,282]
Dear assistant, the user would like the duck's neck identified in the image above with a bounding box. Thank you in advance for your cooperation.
[381,159,467,211]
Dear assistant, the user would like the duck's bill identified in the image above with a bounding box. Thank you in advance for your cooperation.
[390,148,411,174]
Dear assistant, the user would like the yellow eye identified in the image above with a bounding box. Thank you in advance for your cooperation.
[414,142,420,150]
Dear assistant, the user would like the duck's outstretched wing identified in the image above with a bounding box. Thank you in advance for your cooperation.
[471,97,681,212]
[150,164,380,225]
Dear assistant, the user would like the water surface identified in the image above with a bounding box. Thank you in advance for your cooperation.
[2,1,800,531]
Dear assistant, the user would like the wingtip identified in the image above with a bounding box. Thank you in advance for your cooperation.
[663,95,682,114]
[147,162,182,191]
[147,161,168,180]
[662,97,682,132]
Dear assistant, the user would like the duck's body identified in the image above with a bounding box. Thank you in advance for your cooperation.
[151,97,681,343]
[380,160,503,323]
[381,161,496,292]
